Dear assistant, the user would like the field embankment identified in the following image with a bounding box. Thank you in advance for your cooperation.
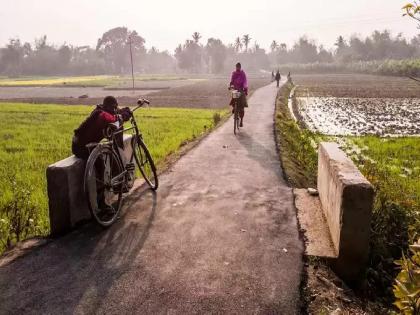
[0,103,228,253]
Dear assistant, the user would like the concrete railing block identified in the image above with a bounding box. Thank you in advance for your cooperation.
[317,142,374,282]
[47,135,133,236]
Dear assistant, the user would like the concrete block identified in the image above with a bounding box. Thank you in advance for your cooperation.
[317,142,374,283]
[47,135,133,236]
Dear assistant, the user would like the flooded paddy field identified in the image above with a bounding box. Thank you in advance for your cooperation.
[296,97,420,136]
[293,74,420,136]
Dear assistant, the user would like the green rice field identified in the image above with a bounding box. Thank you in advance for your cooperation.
[0,102,227,250]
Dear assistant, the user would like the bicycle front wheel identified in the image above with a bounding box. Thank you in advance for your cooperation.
[233,102,239,135]
[84,145,124,227]
[132,135,158,190]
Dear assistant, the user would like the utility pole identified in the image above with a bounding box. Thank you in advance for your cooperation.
[128,36,135,93]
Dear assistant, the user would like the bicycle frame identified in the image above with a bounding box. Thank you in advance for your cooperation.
[98,105,144,189]
[230,88,242,135]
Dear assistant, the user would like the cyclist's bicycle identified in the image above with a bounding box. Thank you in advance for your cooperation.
[229,87,242,135]
[84,98,158,227]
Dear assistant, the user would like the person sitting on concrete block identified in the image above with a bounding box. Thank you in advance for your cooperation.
[71,96,131,159]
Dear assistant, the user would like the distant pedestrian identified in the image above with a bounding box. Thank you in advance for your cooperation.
[275,70,281,87]
[271,71,275,82]
[287,71,293,85]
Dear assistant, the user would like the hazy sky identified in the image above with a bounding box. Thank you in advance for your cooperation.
[1,0,418,52]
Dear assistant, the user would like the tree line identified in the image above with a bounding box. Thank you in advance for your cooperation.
[269,31,420,65]
[0,27,419,76]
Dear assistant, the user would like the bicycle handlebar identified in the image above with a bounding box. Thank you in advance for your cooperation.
[137,98,150,105]
[132,98,150,113]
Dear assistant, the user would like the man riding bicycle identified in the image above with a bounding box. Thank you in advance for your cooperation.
[229,62,248,127]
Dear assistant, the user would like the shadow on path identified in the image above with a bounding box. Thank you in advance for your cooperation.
[236,131,285,182]
[0,188,157,314]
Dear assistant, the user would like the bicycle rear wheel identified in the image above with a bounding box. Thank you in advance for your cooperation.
[84,145,124,227]
[132,135,158,190]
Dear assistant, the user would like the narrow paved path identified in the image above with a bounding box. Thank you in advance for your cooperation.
[0,82,303,314]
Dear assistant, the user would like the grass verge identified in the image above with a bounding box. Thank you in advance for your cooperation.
[0,102,228,253]
[274,82,318,188]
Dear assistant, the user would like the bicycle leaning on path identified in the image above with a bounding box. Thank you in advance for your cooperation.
[84,98,158,227]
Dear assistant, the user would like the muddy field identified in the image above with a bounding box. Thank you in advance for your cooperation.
[0,77,269,108]
[294,74,420,98]
[297,97,420,136]
[293,74,420,136]
[147,77,268,108]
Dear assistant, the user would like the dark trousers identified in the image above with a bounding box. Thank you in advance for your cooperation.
[72,137,89,160]
[72,137,106,205]
[276,79,280,87]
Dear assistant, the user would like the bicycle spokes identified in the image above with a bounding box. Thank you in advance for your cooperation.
[133,136,158,190]
[85,146,124,227]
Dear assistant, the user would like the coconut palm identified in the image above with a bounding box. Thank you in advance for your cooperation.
[270,40,279,52]
[192,32,202,44]
[242,34,251,52]
[234,37,243,52]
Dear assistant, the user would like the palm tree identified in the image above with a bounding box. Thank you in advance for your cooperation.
[242,34,251,52]
[253,41,260,51]
[234,37,243,52]
[192,32,201,44]
[270,40,279,52]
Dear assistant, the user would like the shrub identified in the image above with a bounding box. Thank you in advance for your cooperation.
[362,158,420,301]
[213,112,221,125]
[0,175,42,252]
[393,240,420,315]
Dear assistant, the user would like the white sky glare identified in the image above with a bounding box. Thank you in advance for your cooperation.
[0,0,418,52]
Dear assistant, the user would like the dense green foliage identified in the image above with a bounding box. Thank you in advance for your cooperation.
[0,103,227,252]
[270,30,420,66]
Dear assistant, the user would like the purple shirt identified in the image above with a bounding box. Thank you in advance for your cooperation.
[230,70,248,91]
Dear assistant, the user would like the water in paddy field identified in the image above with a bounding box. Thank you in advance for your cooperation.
[297,97,420,137]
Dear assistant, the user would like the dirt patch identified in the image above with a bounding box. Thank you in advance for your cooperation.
[0,78,269,109]
[305,259,386,314]
[145,78,269,108]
